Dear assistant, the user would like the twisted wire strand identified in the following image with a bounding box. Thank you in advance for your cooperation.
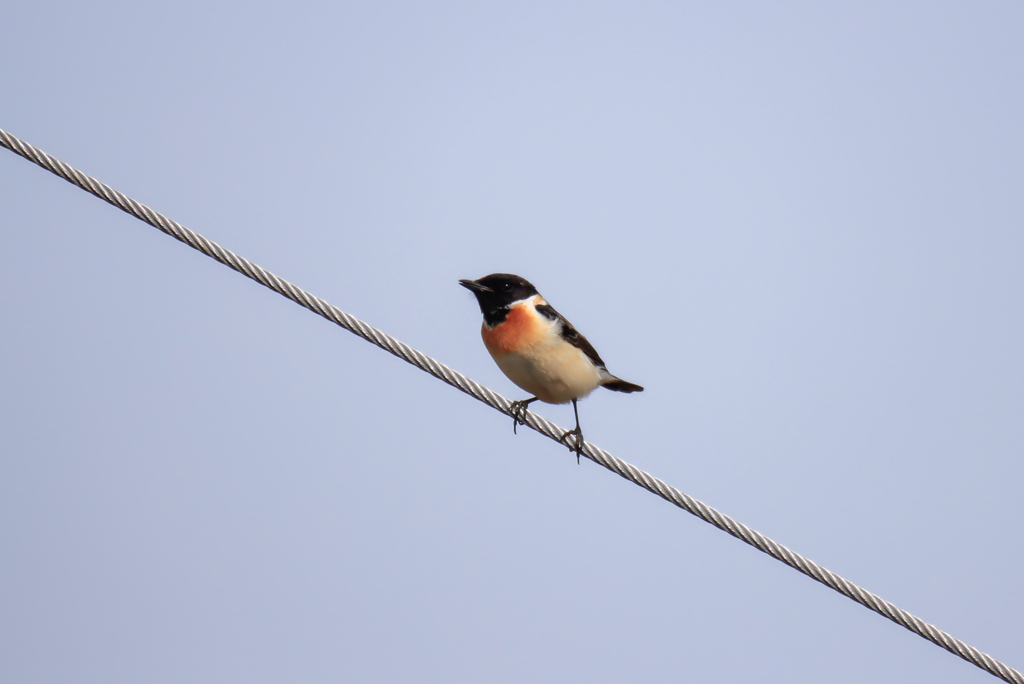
[2,127,1019,684]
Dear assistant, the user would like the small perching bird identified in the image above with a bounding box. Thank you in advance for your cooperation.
[460,273,643,461]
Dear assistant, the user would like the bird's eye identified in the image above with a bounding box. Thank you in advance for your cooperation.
[503,283,513,291]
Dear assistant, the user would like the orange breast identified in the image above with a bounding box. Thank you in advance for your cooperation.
[481,303,540,356]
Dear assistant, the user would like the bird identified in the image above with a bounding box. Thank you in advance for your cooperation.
[459,273,643,462]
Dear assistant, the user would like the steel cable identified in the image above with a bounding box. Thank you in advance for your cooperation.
[2,127,1019,684]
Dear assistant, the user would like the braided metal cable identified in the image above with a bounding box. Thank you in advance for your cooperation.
[2,127,1020,683]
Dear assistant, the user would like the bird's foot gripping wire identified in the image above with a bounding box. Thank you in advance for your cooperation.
[559,426,585,464]
[508,398,538,435]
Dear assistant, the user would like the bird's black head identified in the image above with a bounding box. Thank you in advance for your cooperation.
[459,273,539,316]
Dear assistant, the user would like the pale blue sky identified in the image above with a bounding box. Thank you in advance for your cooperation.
[2,2,1023,682]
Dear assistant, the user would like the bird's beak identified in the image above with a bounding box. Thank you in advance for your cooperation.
[459,279,492,293]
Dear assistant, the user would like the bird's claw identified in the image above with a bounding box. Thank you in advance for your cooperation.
[509,400,532,435]
[559,427,585,464]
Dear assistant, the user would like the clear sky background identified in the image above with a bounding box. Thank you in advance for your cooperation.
[2,2,1022,683]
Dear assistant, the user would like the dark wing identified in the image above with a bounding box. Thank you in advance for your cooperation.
[535,302,606,368]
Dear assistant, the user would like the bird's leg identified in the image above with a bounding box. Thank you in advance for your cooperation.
[509,397,539,434]
[558,398,585,464]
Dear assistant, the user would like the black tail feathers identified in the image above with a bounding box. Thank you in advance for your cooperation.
[602,379,644,393]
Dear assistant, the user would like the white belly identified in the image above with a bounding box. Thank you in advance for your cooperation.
[494,341,603,404]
